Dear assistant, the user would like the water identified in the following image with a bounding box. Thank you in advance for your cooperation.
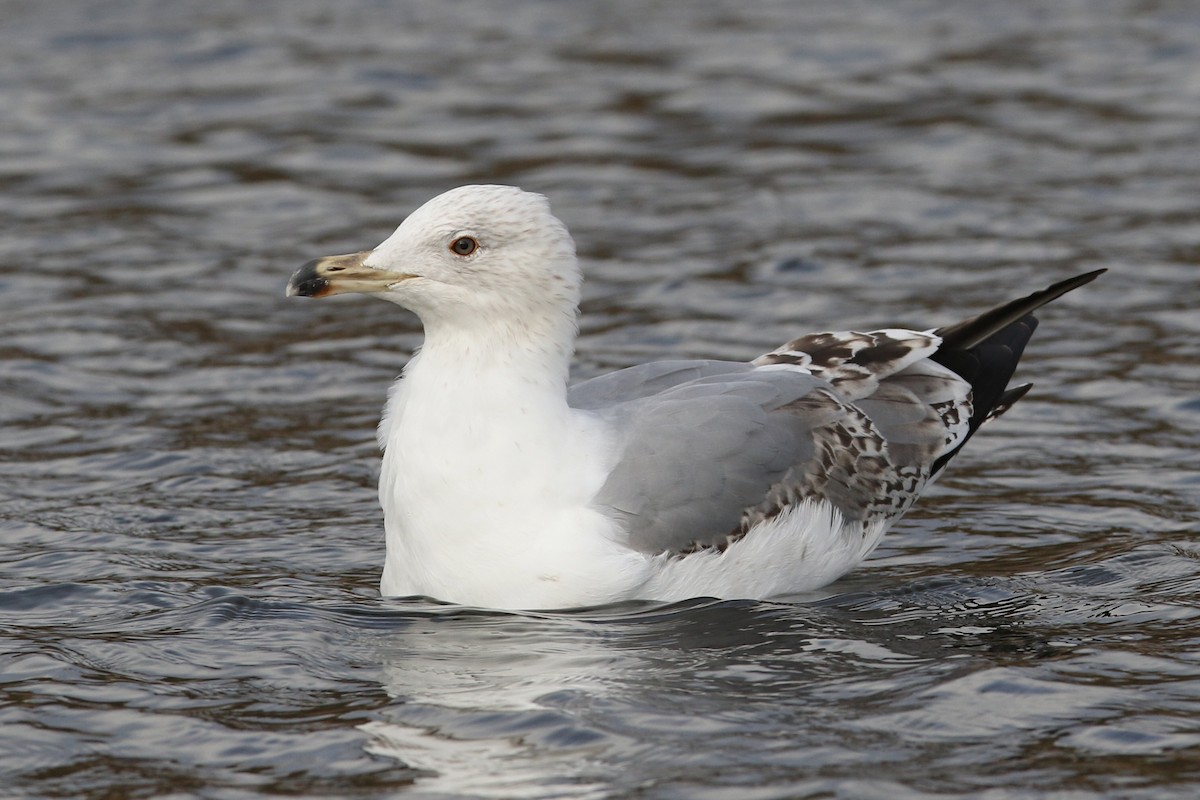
[2,1,1198,797]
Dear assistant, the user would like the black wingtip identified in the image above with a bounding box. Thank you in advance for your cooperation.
[935,268,1106,351]
[927,270,1103,475]
[988,382,1033,421]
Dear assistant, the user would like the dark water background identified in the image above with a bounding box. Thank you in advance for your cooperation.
[2,1,1198,797]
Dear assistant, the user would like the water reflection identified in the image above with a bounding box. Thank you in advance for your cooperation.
[358,543,1200,797]
[365,608,635,798]
[361,600,850,798]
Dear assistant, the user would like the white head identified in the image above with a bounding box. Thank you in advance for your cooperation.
[287,185,581,330]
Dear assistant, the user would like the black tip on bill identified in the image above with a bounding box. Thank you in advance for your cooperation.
[286,259,330,298]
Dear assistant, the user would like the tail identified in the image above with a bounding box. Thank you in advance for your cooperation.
[929,269,1104,474]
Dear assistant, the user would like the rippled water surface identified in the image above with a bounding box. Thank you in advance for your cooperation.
[2,1,1199,797]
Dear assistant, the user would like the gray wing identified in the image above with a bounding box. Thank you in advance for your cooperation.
[570,331,972,556]
[575,366,832,553]
[569,360,754,409]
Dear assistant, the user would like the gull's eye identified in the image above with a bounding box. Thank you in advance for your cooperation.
[450,236,479,256]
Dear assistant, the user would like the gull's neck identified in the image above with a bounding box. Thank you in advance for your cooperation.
[408,303,578,398]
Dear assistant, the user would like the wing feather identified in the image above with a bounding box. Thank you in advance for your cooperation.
[574,334,970,556]
[566,272,1101,560]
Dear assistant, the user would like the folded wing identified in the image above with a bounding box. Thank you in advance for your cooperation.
[570,270,1104,557]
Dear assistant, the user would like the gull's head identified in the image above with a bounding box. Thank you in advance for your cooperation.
[286,185,580,323]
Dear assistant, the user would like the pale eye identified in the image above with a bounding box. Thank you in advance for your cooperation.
[449,236,479,256]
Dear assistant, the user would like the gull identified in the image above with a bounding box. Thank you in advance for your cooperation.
[286,185,1101,610]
